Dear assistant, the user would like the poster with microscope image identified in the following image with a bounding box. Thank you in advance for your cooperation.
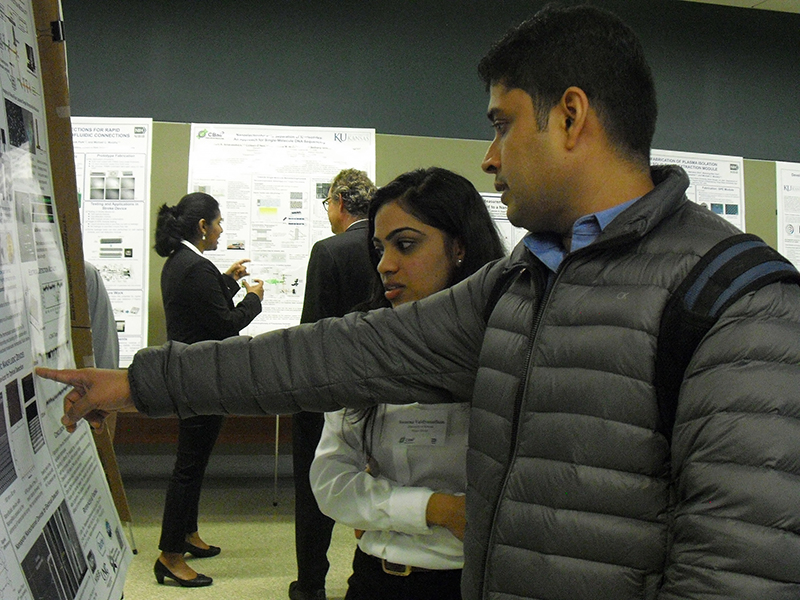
[651,149,745,231]
[188,123,375,333]
[71,117,152,366]
[776,162,800,269]
[0,1,130,599]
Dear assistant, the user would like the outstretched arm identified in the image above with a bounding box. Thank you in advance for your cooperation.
[39,259,506,430]
[35,367,134,432]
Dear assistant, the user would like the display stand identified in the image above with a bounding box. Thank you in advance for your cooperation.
[32,0,136,553]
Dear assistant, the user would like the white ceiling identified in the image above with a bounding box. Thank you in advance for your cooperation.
[681,0,800,13]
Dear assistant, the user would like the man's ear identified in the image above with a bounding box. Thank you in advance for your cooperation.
[559,86,590,150]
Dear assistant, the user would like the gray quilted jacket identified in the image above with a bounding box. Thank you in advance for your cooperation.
[129,166,800,599]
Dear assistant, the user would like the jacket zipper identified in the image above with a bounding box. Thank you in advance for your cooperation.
[481,263,550,598]
[478,232,641,597]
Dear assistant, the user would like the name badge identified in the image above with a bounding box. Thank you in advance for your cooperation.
[393,409,448,446]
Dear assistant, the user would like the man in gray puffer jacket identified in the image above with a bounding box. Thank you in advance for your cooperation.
[43,5,800,600]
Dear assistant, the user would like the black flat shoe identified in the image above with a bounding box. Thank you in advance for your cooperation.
[183,541,221,558]
[154,559,213,587]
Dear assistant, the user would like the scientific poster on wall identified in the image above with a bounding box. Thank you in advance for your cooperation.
[71,117,152,367]
[776,162,800,268]
[0,1,129,599]
[187,123,375,334]
[652,149,745,231]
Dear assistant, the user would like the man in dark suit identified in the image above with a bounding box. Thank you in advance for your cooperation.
[289,169,377,600]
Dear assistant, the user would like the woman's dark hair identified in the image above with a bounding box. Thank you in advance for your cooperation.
[347,167,506,454]
[154,192,220,257]
[359,167,506,310]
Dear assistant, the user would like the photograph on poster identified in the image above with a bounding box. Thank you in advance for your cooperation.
[4,99,35,156]
[20,501,87,600]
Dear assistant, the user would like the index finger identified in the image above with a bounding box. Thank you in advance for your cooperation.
[35,367,84,386]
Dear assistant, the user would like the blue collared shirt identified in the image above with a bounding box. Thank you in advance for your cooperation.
[522,197,639,273]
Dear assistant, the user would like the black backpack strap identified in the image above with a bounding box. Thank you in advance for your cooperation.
[482,265,526,324]
[655,233,800,443]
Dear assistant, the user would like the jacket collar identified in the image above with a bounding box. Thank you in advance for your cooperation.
[506,165,690,273]
[598,165,690,243]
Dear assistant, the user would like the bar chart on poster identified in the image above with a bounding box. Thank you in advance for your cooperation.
[0,1,130,599]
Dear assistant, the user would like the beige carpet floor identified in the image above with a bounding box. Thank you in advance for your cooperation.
[119,476,355,600]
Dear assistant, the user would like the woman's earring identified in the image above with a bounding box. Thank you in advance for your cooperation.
[202,234,206,241]
[457,258,463,266]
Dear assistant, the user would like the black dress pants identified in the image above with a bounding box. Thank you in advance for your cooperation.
[159,414,224,553]
[345,547,462,600]
[292,411,335,591]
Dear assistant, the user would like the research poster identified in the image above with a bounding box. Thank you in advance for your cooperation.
[652,149,745,231]
[776,162,800,269]
[187,123,375,334]
[0,1,129,599]
[71,117,152,367]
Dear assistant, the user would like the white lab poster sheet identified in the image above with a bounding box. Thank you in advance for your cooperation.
[776,162,800,268]
[0,1,129,599]
[71,117,152,367]
[188,123,375,334]
[652,149,745,231]
[481,192,526,253]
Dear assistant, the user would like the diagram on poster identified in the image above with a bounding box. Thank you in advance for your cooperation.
[187,124,375,334]
[0,1,130,599]
[72,117,152,366]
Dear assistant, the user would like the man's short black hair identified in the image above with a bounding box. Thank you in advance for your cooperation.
[478,3,657,168]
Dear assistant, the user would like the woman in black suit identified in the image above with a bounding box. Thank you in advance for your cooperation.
[152,192,263,587]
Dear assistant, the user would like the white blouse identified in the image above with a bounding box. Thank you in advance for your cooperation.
[310,403,469,570]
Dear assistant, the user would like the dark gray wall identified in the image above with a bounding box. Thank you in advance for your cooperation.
[61,0,799,162]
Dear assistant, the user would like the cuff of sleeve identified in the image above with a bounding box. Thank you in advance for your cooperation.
[128,358,149,414]
[387,487,435,535]
[244,293,263,313]
[128,343,175,417]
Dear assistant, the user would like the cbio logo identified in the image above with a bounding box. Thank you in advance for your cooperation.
[197,129,224,139]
